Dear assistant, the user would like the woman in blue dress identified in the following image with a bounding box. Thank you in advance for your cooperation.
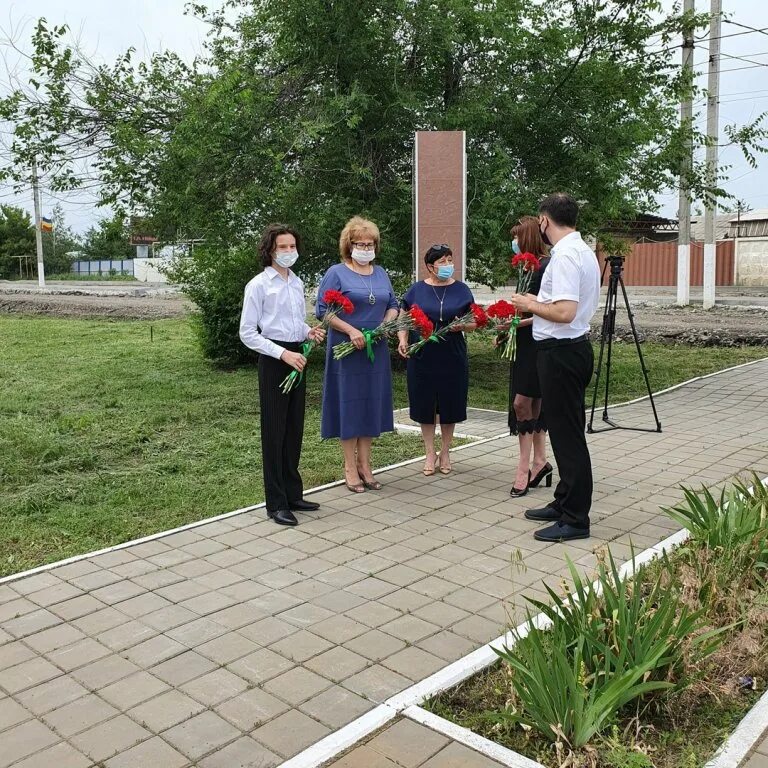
[316,216,399,494]
[397,245,476,476]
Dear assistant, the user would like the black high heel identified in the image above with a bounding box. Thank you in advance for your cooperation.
[510,471,531,498]
[529,462,553,489]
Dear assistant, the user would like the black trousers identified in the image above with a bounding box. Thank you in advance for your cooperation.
[536,338,594,528]
[258,341,306,512]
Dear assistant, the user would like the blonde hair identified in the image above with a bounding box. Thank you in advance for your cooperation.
[339,216,380,262]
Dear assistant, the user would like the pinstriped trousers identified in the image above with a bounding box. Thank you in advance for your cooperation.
[258,341,305,512]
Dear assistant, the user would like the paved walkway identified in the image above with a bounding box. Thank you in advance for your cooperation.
[1,361,767,768]
[393,407,508,439]
[743,729,768,767]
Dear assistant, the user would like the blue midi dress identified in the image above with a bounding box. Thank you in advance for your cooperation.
[316,263,399,440]
[401,280,474,425]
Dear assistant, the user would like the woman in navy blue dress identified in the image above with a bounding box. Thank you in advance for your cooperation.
[316,217,399,494]
[397,245,476,476]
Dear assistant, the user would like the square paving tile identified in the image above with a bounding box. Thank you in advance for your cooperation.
[299,685,372,729]
[367,717,449,767]
[214,687,289,731]
[103,735,189,768]
[70,713,152,762]
[127,688,206,732]
[0,719,60,767]
[251,709,330,758]
[198,735,281,768]
[180,668,250,707]
[263,666,331,705]
[42,693,119,737]
[163,710,241,761]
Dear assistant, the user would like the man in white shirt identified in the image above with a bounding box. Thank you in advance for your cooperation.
[510,194,600,542]
[240,224,325,526]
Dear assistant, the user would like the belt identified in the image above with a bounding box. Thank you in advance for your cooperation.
[266,339,304,352]
[535,334,590,350]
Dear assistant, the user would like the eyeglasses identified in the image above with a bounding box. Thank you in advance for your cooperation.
[351,241,376,251]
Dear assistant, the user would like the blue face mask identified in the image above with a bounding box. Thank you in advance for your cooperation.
[436,264,454,280]
[511,240,521,255]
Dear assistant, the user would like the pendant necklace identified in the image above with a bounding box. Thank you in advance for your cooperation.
[430,282,448,321]
[356,267,376,305]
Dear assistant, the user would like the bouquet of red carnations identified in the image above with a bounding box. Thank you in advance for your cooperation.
[496,252,541,361]
[402,303,488,357]
[280,289,353,393]
[332,312,415,362]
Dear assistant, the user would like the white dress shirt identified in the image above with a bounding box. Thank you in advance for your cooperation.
[533,231,600,341]
[239,267,311,359]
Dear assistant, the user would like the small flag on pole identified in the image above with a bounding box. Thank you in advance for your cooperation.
[40,216,53,233]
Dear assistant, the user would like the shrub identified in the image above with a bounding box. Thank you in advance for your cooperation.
[165,245,263,364]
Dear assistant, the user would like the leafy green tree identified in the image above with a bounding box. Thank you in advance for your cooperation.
[42,204,81,273]
[80,215,134,263]
[0,206,35,279]
[2,1,766,359]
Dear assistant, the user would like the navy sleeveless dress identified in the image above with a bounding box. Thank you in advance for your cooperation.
[401,280,474,425]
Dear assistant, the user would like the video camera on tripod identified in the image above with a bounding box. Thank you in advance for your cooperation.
[587,254,662,434]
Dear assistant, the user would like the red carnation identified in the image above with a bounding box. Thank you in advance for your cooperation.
[523,252,541,272]
[486,299,517,319]
[470,303,488,328]
[409,305,434,339]
[323,289,354,314]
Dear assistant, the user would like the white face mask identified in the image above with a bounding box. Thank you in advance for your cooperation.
[274,250,299,268]
[351,249,375,264]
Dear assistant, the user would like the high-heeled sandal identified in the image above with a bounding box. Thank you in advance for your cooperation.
[423,453,437,476]
[510,470,531,498]
[529,462,554,489]
[345,469,366,494]
[438,453,452,474]
[357,466,383,490]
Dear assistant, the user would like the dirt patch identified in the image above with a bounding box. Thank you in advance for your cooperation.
[613,304,768,346]
[0,291,191,319]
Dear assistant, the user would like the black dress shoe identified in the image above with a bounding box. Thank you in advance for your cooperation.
[267,509,298,526]
[533,521,590,542]
[524,505,561,522]
[289,499,320,512]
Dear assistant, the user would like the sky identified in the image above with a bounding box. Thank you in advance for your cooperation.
[1,0,767,234]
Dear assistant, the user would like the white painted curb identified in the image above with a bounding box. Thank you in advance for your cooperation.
[404,705,545,768]
[704,689,768,767]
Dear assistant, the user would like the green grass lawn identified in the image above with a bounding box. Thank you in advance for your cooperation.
[1,315,765,576]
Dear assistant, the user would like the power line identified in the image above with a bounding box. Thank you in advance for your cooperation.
[722,20,768,39]
[720,52,768,68]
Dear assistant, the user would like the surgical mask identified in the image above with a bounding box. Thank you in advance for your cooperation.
[511,240,521,255]
[351,249,375,264]
[436,264,454,280]
[275,250,299,268]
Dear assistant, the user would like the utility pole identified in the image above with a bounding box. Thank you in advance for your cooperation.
[32,161,45,288]
[702,0,721,309]
[677,0,695,306]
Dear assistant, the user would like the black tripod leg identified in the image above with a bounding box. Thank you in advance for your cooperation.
[602,276,618,422]
[619,277,662,432]
[588,269,613,432]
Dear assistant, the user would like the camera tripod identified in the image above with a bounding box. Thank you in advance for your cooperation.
[587,255,662,434]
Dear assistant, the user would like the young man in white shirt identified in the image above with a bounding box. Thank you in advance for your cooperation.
[240,224,325,526]
[510,194,600,542]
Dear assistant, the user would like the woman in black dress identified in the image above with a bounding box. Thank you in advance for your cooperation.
[397,245,476,475]
[507,217,552,496]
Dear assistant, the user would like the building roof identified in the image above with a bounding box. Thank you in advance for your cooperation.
[726,207,768,223]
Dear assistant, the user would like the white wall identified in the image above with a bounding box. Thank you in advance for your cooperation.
[735,237,768,287]
[133,258,169,283]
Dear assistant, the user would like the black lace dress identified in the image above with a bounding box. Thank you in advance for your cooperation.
[508,256,551,435]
